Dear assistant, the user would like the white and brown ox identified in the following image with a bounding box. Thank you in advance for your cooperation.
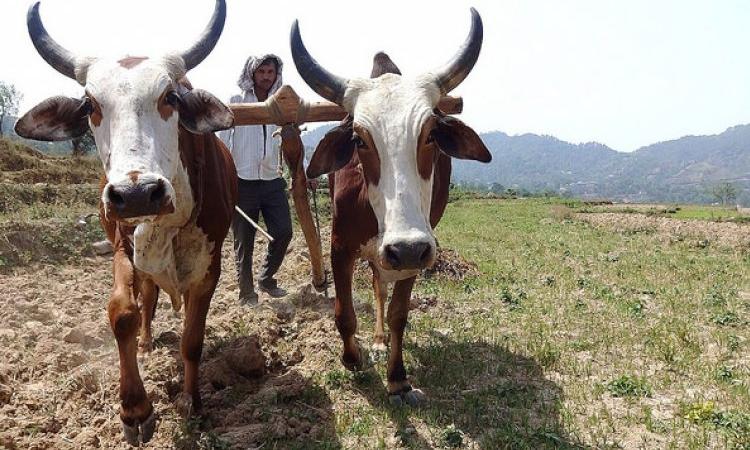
[292,9,491,405]
[15,0,237,445]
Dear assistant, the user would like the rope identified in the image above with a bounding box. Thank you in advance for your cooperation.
[264,91,311,126]
[265,94,285,125]
[296,99,311,126]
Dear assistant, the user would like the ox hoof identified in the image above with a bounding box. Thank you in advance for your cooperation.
[388,384,427,407]
[122,421,139,447]
[341,347,372,372]
[121,410,157,446]
[175,392,194,418]
[403,388,427,406]
[312,280,329,293]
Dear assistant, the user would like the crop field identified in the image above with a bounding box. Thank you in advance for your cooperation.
[0,145,749,449]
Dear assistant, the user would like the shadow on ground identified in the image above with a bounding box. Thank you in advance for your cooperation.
[352,334,587,449]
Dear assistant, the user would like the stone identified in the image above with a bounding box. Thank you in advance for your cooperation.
[91,240,113,256]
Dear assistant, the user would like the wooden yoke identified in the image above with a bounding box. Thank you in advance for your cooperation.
[229,85,463,291]
[277,124,326,289]
[231,85,464,125]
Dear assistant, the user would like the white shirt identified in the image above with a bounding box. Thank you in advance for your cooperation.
[219,89,281,181]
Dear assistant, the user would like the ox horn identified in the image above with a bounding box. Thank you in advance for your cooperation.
[290,20,349,105]
[432,8,483,94]
[180,0,226,71]
[27,2,78,82]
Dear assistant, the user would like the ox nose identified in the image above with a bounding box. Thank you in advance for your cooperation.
[106,179,168,219]
[383,241,433,270]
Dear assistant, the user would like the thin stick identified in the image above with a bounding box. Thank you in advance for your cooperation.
[234,206,274,242]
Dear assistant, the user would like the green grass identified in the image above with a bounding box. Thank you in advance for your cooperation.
[606,375,652,398]
[669,205,744,221]
[334,198,750,448]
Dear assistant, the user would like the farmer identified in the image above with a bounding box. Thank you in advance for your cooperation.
[219,54,292,304]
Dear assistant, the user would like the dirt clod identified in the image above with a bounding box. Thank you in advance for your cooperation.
[422,247,479,281]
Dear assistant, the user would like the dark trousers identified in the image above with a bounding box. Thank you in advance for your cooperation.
[232,177,293,297]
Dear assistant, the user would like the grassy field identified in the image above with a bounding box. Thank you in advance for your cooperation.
[579,203,749,223]
[330,198,749,449]
[2,177,750,447]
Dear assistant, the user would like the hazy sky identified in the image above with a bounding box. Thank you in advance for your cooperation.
[2,0,749,152]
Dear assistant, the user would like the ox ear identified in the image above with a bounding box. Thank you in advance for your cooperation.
[371,52,402,78]
[15,96,90,141]
[432,114,492,163]
[176,89,234,134]
[306,117,356,178]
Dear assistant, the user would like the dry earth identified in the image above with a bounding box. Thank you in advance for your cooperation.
[0,227,473,449]
[578,212,750,251]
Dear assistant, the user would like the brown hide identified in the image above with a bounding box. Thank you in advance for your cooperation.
[329,149,451,253]
[98,125,237,435]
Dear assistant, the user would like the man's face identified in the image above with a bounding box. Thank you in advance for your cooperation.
[253,62,277,93]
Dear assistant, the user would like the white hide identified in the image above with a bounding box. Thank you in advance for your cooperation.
[344,73,442,268]
[86,56,186,222]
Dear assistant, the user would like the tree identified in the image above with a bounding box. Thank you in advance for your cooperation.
[71,129,97,157]
[709,182,738,206]
[489,182,506,194]
[0,82,23,137]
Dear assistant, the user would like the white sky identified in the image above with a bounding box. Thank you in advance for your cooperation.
[2,0,749,152]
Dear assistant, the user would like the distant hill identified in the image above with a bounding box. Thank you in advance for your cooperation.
[0,137,100,184]
[302,122,750,205]
[452,125,750,204]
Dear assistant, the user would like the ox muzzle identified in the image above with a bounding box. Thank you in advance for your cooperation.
[103,173,175,220]
[379,233,436,271]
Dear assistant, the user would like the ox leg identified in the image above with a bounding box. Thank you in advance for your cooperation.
[371,267,389,356]
[387,276,426,407]
[108,249,155,445]
[137,276,158,354]
[175,272,216,418]
[332,247,364,370]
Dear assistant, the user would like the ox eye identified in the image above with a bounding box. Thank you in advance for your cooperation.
[352,133,367,149]
[81,98,94,115]
[165,91,180,107]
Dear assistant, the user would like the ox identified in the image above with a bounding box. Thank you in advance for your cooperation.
[15,0,236,444]
[292,10,491,404]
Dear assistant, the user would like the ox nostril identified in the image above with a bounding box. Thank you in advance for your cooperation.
[384,244,401,268]
[418,243,431,264]
[108,185,125,207]
[149,180,166,204]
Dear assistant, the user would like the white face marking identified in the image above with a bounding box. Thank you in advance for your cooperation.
[345,74,442,266]
[86,56,185,222]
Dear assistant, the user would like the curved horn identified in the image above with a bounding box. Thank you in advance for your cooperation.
[432,8,483,94]
[290,20,349,105]
[27,2,78,81]
[180,0,226,71]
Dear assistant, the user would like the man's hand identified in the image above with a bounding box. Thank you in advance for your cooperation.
[307,178,319,190]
